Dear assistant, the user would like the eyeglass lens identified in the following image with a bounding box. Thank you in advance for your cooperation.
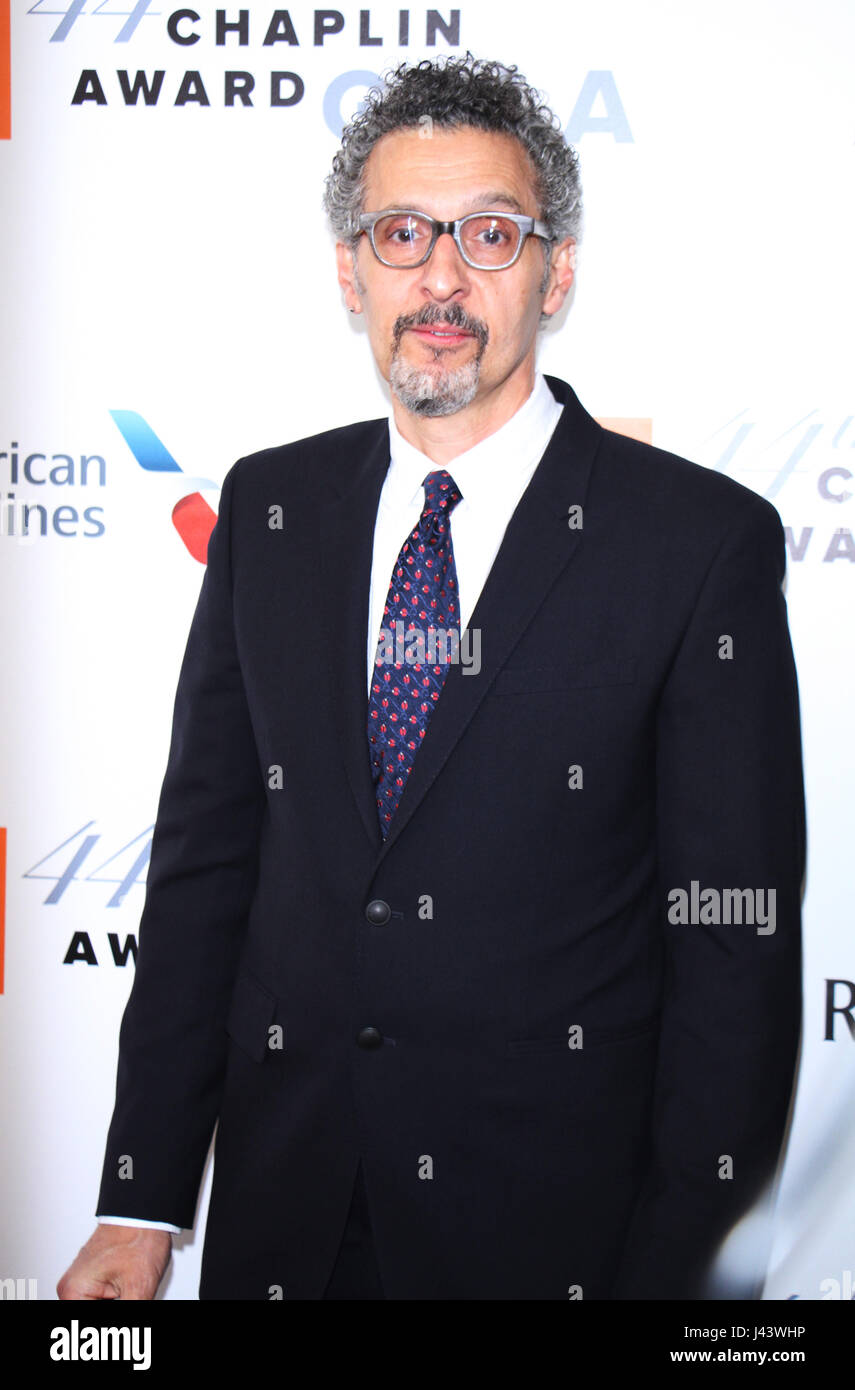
[372,213,523,267]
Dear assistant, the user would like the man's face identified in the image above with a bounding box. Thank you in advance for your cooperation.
[336,126,575,417]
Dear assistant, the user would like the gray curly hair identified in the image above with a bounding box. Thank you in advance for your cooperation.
[323,52,582,291]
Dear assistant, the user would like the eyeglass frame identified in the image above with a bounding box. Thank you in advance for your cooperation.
[356,208,553,271]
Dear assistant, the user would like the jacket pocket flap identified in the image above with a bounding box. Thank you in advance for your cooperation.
[225,972,280,1063]
[492,660,636,695]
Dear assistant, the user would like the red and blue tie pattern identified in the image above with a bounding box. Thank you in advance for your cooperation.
[368,469,463,837]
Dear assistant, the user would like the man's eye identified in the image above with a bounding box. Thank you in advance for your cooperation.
[476,226,509,245]
[380,218,429,245]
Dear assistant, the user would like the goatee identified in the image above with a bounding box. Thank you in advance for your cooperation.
[389,356,482,417]
[389,305,489,417]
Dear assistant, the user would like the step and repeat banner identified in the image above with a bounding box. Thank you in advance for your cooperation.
[1,0,853,1301]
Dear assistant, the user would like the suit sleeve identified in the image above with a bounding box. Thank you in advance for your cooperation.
[612,496,805,1299]
[96,460,266,1230]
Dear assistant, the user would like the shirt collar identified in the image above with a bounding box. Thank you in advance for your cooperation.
[384,372,563,513]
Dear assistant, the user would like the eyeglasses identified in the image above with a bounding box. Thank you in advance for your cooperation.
[357,209,552,271]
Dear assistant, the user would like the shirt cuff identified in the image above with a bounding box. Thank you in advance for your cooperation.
[97,1215,182,1234]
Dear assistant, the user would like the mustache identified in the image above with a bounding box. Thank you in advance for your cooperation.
[392,302,489,349]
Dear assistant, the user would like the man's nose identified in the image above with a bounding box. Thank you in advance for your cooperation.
[417,228,470,300]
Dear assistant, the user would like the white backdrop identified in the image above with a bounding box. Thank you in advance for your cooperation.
[1,0,853,1300]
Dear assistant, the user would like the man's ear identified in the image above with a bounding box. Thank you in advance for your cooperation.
[336,241,364,315]
[541,237,576,318]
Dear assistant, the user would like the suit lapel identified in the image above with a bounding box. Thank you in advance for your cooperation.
[318,424,391,852]
[317,376,603,862]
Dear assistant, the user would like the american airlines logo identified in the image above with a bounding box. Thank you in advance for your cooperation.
[110,410,219,562]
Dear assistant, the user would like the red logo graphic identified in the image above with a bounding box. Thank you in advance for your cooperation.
[1,1,10,140]
[172,492,217,565]
[0,827,7,992]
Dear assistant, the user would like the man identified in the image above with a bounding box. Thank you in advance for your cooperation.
[58,53,804,1301]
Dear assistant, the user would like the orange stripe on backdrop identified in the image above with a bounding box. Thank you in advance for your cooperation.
[0,0,9,140]
[596,417,653,445]
[0,827,6,993]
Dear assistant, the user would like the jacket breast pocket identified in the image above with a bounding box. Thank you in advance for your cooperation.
[506,1016,659,1057]
[491,659,636,696]
[225,971,281,1063]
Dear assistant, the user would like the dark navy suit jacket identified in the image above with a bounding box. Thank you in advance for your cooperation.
[97,375,805,1299]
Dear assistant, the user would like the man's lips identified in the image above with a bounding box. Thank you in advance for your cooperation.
[408,326,474,343]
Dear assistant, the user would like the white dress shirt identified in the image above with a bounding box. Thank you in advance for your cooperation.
[98,370,564,1235]
[367,370,563,688]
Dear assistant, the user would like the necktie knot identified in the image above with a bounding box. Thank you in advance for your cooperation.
[421,469,462,522]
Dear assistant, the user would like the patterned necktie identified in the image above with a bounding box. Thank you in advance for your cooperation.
[368,469,463,838]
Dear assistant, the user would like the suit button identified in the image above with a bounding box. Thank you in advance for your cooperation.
[365,899,391,925]
[357,1027,383,1050]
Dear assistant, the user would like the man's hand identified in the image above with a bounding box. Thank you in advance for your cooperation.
[57,1225,172,1301]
